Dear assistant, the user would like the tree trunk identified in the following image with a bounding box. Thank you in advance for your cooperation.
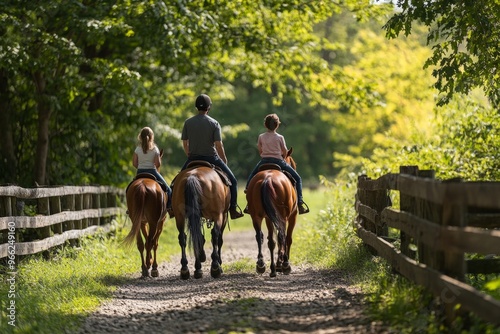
[0,70,17,184]
[33,71,51,186]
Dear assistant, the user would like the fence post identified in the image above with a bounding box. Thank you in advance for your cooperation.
[374,186,390,238]
[440,179,467,324]
[92,193,100,226]
[50,196,62,235]
[399,166,418,259]
[63,194,76,246]
[1,196,13,245]
[415,169,437,266]
[356,175,377,255]
[82,193,91,229]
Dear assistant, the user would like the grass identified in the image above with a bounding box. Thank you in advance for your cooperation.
[0,185,328,334]
[0,219,179,334]
[2,183,498,333]
[293,177,500,334]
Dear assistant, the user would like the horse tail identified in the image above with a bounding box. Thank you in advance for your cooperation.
[185,175,203,259]
[123,182,145,246]
[261,177,285,238]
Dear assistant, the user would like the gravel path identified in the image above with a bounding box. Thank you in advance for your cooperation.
[79,229,389,333]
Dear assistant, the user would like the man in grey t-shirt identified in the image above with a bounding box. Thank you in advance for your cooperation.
[179,94,244,219]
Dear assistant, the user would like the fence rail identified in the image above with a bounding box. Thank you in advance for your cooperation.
[0,185,126,258]
[355,166,500,326]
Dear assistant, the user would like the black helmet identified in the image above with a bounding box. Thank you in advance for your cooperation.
[195,94,212,111]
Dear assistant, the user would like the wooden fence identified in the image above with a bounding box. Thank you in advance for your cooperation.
[0,185,126,258]
[355,166,500,326]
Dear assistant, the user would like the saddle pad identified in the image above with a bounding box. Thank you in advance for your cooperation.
[126,173,167,193]
[184,161,231,187]
[258,163,281,172]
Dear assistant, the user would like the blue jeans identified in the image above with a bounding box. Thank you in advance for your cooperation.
[181,155,239,208]
[137,168,172,206]
[245,157,304,202]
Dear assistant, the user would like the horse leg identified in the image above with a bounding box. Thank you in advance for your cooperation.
[178,231,190,279]
[194,257,203,279]
[199,234,206,263]
[150,223,162,278]
[210,225,223,278]
[141,223,152,268]
[136,232,149,278]
[217,222,226,266]
[193,233,204,279]
[275,229,286,273]
[282,217,296,275]
[255,227,265,274]
[267,232,277,277]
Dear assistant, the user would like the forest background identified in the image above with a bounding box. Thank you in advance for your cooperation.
[1,0,499,189]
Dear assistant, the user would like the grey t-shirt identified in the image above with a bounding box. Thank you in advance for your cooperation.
[181,114,222,156]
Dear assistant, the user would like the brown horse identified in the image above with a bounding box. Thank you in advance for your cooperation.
[124,176,168,278]
[172,162,230,279]
[246,148,298,277]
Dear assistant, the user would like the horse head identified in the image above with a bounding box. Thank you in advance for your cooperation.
[285,147,296,170]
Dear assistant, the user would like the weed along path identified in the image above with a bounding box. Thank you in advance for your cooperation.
[78,229,389,333]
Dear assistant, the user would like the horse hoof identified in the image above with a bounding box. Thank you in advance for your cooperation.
[180,269,190,280]
[151,269,159,277]
[256,264,266,274]
[194,269,203,279]
[270,271,277,278]
[282,265,291,275]
[211,266,222,278]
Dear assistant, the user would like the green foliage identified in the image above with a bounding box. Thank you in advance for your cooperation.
[383,0,500,107]
[293,175,363,269]
[360,96,500,181]
[0,0,384,187]
[0,218,178,334]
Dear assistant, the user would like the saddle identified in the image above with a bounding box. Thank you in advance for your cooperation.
[256,163,296,186]
[176,160,232,187]
[126,173,168,193]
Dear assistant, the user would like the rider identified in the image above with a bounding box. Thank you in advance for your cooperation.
[133,126,173,216]
[244,113,309,214]
[178,94,244,219]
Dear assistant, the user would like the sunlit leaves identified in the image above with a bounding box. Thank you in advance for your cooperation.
[383,0,500,108]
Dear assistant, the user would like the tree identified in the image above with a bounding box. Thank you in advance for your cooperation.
[382,0,500,108]
[0,0,381,186]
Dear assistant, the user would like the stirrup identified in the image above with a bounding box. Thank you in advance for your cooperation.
[229,205,244,219]
[167,207,175,218]
[298,201,310,215]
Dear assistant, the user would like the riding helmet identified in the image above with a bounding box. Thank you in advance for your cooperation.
[195,94,212,110]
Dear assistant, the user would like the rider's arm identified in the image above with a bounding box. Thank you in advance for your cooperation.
[215,141,228,164]
[133,153,139,169]
[280,136,288,159]
[154,152,161,169]
[182,140,189,157]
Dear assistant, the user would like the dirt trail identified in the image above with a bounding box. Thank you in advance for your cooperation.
[78,229,389,333]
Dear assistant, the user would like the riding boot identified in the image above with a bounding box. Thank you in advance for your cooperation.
[229,205,244,219]
[167,207,175,218]
[298,201,310,215]
[166,191,174,218]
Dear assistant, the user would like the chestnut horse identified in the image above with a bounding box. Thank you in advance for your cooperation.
[246,148,298,277]
[124,176,168,278]
[172,162,230,279]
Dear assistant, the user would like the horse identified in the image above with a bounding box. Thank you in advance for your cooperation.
[171,162,230,279]
[245,147,298,277]
[123,150,168,278]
